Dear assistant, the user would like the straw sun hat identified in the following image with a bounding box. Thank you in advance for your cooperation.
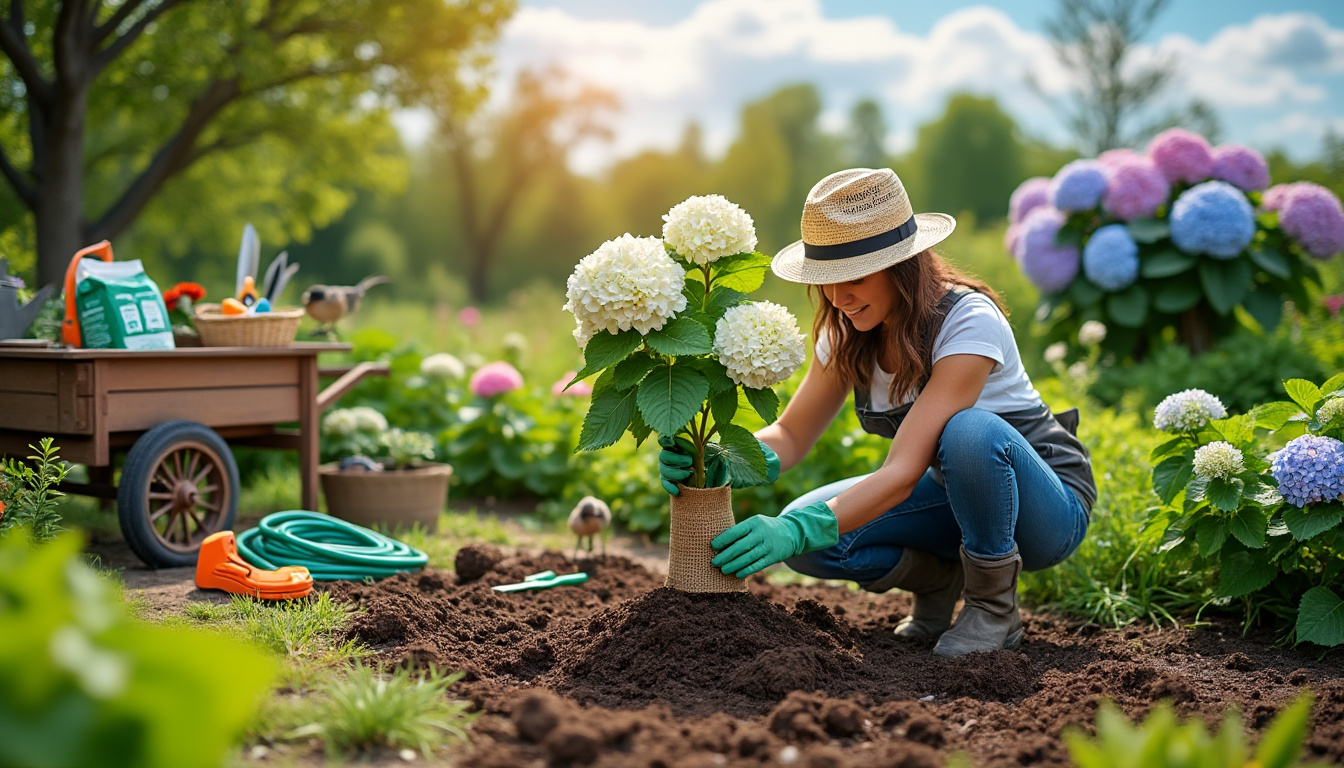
[771,168,957,284]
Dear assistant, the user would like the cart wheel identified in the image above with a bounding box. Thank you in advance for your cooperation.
[117,420,239,568]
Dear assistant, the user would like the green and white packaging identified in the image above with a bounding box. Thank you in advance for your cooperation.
[74,259,175,350]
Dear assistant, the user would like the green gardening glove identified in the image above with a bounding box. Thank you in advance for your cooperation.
[657,434,781,495]
[710,500,839,578]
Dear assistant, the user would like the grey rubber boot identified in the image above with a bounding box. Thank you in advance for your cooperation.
[932,545,1023,657]
[860,549,965,641]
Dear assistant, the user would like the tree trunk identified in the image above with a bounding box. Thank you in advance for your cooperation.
[34,90,89,289]
[1178,307,1214,356]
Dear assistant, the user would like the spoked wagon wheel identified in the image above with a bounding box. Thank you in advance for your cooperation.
[117,420,239,567]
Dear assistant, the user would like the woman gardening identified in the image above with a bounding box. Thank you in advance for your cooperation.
[659,168,1097,657]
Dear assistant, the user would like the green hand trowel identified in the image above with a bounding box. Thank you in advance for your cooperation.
[491,570,589,593]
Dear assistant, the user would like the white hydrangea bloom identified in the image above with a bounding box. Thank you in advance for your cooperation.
[421,352,465,380]
[1153,388,1227,432]
[1078,321,1107,346]
[1193,441,1245,480]
[1044,342,1067,364]
[713,301,807,389]
[563,234,688,348]
[502,332,528,355]
[1317,397,1344,425]
[350,406,389,434]
[1067,361,1089,380]
[322,408,358,437]
[662,195,758,265]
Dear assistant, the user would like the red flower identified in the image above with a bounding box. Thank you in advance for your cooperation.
[162,287,182,310]
[162,282,206,311]
[1324,294,1344,318]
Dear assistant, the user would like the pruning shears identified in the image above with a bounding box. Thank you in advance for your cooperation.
[491,570,589,593]
[235,222,299,305]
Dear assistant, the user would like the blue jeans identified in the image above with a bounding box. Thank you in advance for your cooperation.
[784,408,1089,584]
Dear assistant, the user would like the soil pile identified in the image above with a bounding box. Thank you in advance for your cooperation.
[328,544,1344,768]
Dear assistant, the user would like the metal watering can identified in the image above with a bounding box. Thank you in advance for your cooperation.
[0,258,54,340]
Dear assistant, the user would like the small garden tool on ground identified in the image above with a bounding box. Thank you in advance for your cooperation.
[491,570,589,593]
[195,530,314,600]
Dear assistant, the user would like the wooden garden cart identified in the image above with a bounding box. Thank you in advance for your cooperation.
[0,343,386,567]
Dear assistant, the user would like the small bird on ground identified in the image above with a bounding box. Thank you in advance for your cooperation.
[301,276,390,337]
[568,496,611,562]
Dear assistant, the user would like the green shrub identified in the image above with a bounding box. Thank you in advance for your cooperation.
[0,437,71,545]
[1147,375,1344,646]
[312,663,475,758]
[1065,693,1322,768]
[0,532,275,768]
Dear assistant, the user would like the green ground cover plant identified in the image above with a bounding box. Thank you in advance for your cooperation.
[0,438,71,545]
[1147,375,1344,646]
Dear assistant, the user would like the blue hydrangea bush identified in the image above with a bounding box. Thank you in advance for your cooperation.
[1008,128,1344,359]
[1147,373,1344,647]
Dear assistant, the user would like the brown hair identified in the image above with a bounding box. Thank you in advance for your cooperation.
[810,249,1006,405]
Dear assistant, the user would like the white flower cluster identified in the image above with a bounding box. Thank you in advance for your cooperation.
[713,301,807,389]
[323,406,387,437]
[1044,342,1067,364]
[1317,397,1344,426]
[563,234,688,348]
[420,353,465,380]
[1153,388,1227,433]
[1078,321,1107,346]
[1193,441,1245,480]
[662,195,758,266]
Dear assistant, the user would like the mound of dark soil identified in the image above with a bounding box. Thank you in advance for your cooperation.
[327,545,1344,768]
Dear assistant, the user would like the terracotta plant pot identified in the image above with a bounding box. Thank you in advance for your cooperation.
[319,462,451,532]
[666,483,747,593]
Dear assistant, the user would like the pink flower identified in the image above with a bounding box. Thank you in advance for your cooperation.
[458,306,481,327]
[552,371,593,397]
[1003,223,1022,260]
[1277,182,1344,259]
[469,361,523,398]
[1263,182,1312,211]
[1102,157,1170,220]
[1323,295,1344,318]
[1008,177,1051,224]
[1148,128,1214,184]
[1211,144,1270,192]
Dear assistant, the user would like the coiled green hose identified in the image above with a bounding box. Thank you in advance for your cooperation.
[236,510,428,581]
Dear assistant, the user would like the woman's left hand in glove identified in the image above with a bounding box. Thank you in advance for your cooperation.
[710,500,839,578]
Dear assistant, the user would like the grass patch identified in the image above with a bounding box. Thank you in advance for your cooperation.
[312,664,476,759]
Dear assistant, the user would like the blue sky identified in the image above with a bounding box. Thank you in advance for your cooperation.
[452,1,1344,173]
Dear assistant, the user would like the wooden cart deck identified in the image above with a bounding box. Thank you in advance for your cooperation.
[0,343,385,565]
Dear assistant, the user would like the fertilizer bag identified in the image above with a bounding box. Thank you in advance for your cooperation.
[74,259,174,349]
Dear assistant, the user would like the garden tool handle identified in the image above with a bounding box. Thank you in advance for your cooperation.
[61,240,114,348]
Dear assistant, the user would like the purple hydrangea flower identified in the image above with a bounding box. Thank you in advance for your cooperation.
[1009,177,1052,225]
[1082,223,1140,291]
[1262,182,1310,212]
[1004,222,1022,258]
[1270,434,1344,508]
[1148,128,1215,185]
[1211,143,1270,192]
[1015,207,1080,294]
[1050,160,1108,212]
[1098,148,1142,168]
[1170,181,1255,259]
[1278,182,1344,260]
[1102,157,1170,221]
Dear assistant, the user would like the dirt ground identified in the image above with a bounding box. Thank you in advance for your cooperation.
[323,544,1344,768]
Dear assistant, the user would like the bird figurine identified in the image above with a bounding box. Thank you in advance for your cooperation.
[567,495,611,562]
[301,276,390,337]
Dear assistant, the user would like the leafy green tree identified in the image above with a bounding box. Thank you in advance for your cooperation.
[915,93,1024,225]
[442,67,617,303]
[0,0,513,287]
[848,98,888,170]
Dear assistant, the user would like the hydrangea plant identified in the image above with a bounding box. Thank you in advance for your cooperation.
[1010,127,1344,359]
[1147,375,1344,647]
[562,194,807,489]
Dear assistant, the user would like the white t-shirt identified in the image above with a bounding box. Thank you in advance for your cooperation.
[813,292,1044,413]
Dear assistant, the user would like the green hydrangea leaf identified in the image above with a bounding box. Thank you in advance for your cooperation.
[706,286,749,320]
[1139,248,1196,277]
[1295,588,1344,648]
[1199,258,1252,316]
[1127,218,1171,244]
[1152,279,1203,314]
[715,423,768,488]
[1152,453,1194,505]
[1105,284,1148,328]
[578,386,638,452]
[646,317,713,356]
[1226,501,1264,547]
[709,386,738,426]
[744,385,780,424]
[1217,549,1276,597]
[612,353,660,390]
[1281,502,1344,542]
[1248,247,1292,279]
[1252,401,1303,431]
[572,329,643,384]
[711,252,771,293]
[636,362,708,435]
[1283,379,1322,413]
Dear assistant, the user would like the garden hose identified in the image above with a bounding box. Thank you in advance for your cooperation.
[235,510,428,581]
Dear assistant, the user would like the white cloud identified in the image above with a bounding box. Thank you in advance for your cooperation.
[492,2,1344,171]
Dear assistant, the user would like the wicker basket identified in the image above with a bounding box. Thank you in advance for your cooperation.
[193,303,303,347]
